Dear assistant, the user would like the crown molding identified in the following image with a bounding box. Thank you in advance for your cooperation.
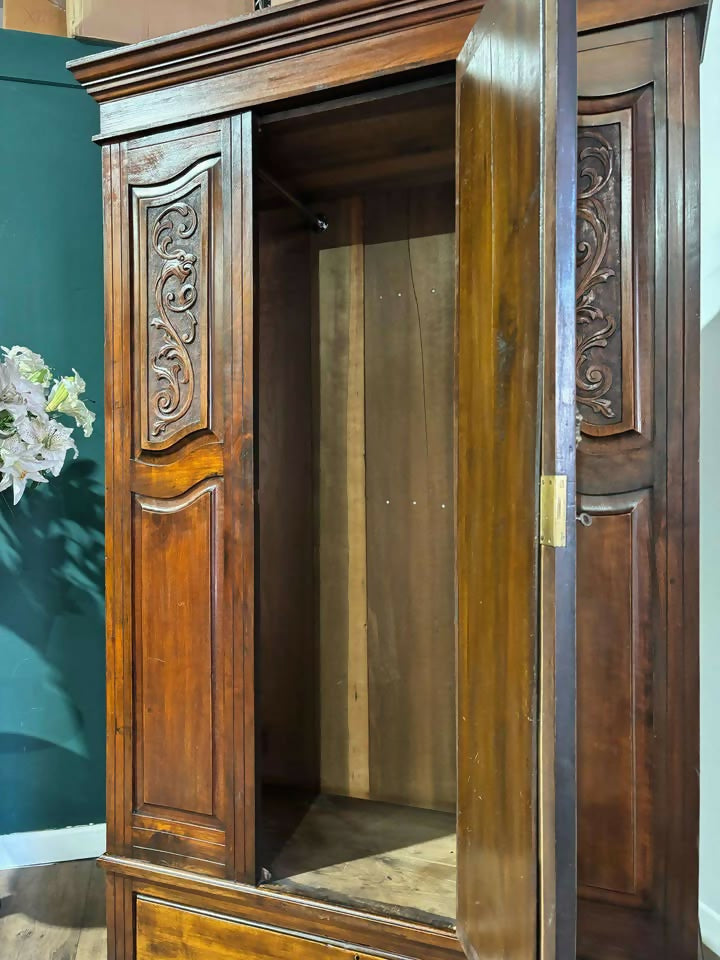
[67,0,482,102]
[68,0,707,105]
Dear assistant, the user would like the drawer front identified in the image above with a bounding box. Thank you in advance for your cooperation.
[136,897,384,960]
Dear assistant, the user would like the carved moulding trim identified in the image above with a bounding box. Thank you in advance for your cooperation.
[133,156,219,453]
[576,108,635,438]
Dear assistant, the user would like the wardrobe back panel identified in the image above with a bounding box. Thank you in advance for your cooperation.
[363,186,455,811]
[313,183,456,811]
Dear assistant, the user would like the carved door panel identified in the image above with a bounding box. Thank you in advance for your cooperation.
[455,1,577,957]
[104,115,255,882]
[575,18,699,960]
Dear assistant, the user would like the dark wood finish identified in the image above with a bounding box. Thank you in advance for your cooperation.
[257,207,316,792]
[104,855,464,960]
[65,0,705,102]
[133,482,223,820]
[68,0,483,102]
[455,1,576,959]
[577,492,653,897]
[257,81,455,198]
[575,15,700,960]
[87,14,480,143]
[540,2,578,959]
[101,116,255,887]
[74,2,700,959]
[662,14,700,960]
[67,0,707,143]
[230,111,257,886]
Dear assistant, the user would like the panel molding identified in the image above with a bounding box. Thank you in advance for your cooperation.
[131,477,227,873]
[576,112,632,433]
[133,157,220,453]
[577,85,654,449]
[133,478,224,820]
[576,489,653,906]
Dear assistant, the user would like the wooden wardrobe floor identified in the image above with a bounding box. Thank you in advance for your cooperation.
[0,859,106,960]
[261,790,457,928]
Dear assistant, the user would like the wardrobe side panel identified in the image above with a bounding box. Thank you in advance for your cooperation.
[575,16,699,960]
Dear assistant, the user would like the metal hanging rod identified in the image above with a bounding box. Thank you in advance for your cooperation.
[257,168,329,233]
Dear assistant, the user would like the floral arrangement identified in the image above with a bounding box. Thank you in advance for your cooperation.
[0,346,95,505]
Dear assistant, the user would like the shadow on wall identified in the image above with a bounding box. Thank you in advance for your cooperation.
[0,459,105,833]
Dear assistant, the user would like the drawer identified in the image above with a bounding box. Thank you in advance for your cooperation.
[136,897,383,960]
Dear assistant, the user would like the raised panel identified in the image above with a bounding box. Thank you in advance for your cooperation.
[133,157,219,452]
[577,25,654,96]
[576,491,652,902]
[577,86,653,443]
[133,478,225,824]
[136,898,384,960]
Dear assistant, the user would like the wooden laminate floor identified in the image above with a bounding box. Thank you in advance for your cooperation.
[0,859,106,960]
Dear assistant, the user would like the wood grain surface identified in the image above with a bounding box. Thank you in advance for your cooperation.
[363,186,455,812]
[315,197,370,801]
[0,861,106,960]
[263,791,456,926]
[455,0,577,957]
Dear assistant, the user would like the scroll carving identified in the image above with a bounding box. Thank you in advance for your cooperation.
[150,201,200,438]
[135,158,215,452]
[576,126,621,426]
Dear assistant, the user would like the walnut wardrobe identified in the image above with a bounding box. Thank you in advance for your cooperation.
[68,1,701,958]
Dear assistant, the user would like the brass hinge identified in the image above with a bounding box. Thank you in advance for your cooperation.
[540,475,567,548]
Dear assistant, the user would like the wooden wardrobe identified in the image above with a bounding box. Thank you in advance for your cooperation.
[68,0,701,958]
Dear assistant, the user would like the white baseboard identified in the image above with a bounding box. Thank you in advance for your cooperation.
[0,823,106,870]
[701,900,720,956]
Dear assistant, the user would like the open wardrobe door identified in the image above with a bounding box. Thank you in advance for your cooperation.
[455,0,577,958]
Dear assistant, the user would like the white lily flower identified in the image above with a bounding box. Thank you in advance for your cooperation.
[0,349,93,504]
[46,370,95,438]
[1,345,52,386]
[40,420,78,477]
[0,433,48,505]
[11,412,39,445]
[18,413,78,477]
[0,357,47,420]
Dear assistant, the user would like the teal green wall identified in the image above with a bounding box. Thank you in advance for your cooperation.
[0,30,112,834]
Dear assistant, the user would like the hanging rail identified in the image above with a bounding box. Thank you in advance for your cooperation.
[257,168,329,233]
